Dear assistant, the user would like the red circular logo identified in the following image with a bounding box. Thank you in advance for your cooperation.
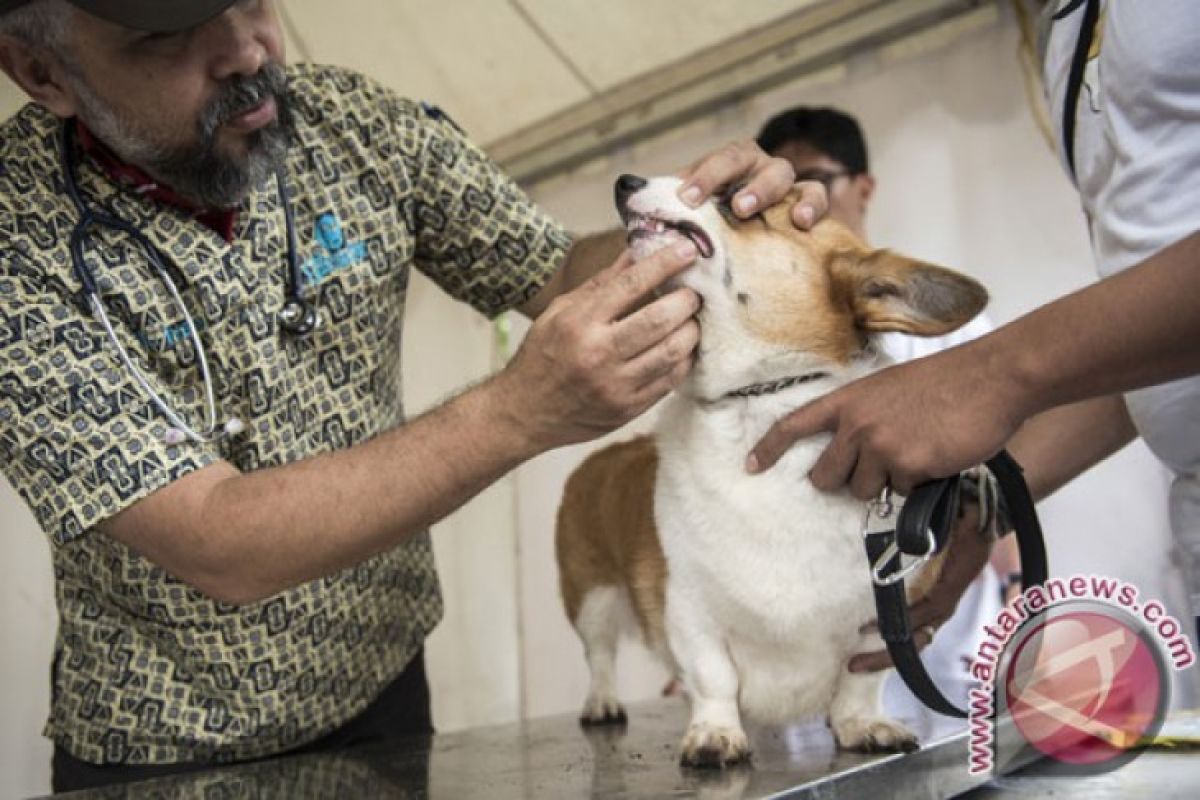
[1004,610,1165,766]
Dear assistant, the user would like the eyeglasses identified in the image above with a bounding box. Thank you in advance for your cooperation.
[794,168,854,192]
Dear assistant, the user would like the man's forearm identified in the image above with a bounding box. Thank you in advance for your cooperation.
[1006,394,1137,503]
[106,236,704,605]
[111,373,542,606]
[993,230,1200,419]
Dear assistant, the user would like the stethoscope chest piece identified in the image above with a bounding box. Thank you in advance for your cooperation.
[278,297,321,336]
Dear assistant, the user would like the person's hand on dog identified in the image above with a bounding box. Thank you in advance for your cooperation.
[498,242,702,450]
[676,139,829,230]
[746,343,1028,498]
[849,502,993,672]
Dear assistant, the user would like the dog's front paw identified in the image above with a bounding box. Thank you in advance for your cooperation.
[832,716,919,753]
[580,693,627,727]
[679,723,752,768]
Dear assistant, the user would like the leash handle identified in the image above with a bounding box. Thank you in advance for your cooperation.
[985,451,1050,591]
[863,450,1049,719]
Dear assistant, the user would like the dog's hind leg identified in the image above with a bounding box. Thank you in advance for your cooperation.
[575,585,629,726]
[828,665,919,753]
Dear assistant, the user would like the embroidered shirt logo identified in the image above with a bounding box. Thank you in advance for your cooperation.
[137,318,205,353]
[302,212,368,288]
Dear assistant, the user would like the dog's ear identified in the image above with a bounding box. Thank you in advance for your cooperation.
[833,249,989,336]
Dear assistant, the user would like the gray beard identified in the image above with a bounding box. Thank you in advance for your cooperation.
[70,63,294,209]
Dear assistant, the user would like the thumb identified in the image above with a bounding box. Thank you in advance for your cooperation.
[746,396,836,473]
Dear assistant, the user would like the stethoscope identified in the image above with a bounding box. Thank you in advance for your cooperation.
[59,121,321,446]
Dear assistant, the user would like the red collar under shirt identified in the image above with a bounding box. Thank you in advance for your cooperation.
[74,119,239,243]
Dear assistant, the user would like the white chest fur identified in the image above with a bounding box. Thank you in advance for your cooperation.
[653,380,881,722]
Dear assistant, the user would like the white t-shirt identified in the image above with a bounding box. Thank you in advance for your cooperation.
[1043,0,1200,602]
[875,313,996,364]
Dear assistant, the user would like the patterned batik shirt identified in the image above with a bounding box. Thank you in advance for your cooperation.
[0,63,571,765]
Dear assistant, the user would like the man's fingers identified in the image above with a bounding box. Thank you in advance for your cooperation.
[746,398,837,474]
[849,614,942,673]
[848,626,937,673]
[911,607,953,635]
[611,288,701,360]
[791,180,830,230]
[847,648,893,672]
[806,430,861,492]
[728,157,796,218]
[624,317,700,387]
[855,595,953,639]
[676,140,764,208]
[631,350,695,408]
[848,456,889,501]
[593,248,635,278]
[591,241,697,319]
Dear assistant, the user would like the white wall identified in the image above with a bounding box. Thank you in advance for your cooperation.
[514,3,1196,722]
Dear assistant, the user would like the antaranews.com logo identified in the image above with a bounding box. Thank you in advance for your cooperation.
[967,574,1195,776]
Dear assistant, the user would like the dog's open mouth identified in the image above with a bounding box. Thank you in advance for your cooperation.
[625,213,715,259]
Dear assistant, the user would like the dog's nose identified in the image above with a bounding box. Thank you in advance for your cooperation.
[614,174,648,206]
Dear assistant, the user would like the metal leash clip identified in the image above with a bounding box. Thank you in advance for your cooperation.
[862,486,936,587]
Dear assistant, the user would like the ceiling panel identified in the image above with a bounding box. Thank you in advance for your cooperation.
[513,0,825,91]
[282,0,591,144]
[0,1,982,175]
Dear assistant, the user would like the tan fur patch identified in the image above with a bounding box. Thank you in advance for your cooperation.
[719,198,870,364]
[712,191,986,360]
[556,436,668,647]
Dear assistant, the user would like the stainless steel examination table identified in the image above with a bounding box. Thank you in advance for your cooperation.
[41,699,1200,799]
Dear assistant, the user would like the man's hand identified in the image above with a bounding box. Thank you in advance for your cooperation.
[498,241,702,450]
[522,140,830,321]
[747,342,1029,498]
[676,139,828,230]
[849,502,993,672]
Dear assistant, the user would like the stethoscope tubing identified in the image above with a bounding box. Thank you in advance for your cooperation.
[58,122,313,444]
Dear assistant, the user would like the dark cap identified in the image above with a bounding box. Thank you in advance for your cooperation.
[0,0,237,33]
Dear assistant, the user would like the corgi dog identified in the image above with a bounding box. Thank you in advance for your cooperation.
[555,175,988,768]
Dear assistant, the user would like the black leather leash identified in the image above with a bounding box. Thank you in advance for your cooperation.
[862,450,1049,718]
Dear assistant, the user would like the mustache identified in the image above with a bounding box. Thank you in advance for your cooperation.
[199,62,290,139]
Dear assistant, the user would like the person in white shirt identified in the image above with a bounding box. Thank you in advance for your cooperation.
[748,0,1199,650]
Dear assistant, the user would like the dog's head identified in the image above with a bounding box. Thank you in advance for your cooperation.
[614,174,988,369]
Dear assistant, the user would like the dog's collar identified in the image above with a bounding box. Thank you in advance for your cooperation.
[717,371,830,401]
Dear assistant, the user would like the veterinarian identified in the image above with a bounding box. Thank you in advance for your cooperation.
[750,0,1200,646]
[0,0,826,791]
[757,105,1021,732]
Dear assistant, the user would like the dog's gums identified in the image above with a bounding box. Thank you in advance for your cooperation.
[625,212,715,259]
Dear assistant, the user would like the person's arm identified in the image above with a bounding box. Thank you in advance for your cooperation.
[749,229,1200,497]
[1006,393,1137,501]
[99,243,702,605]
[847,394,1139,670]
[840,353,1144,673]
